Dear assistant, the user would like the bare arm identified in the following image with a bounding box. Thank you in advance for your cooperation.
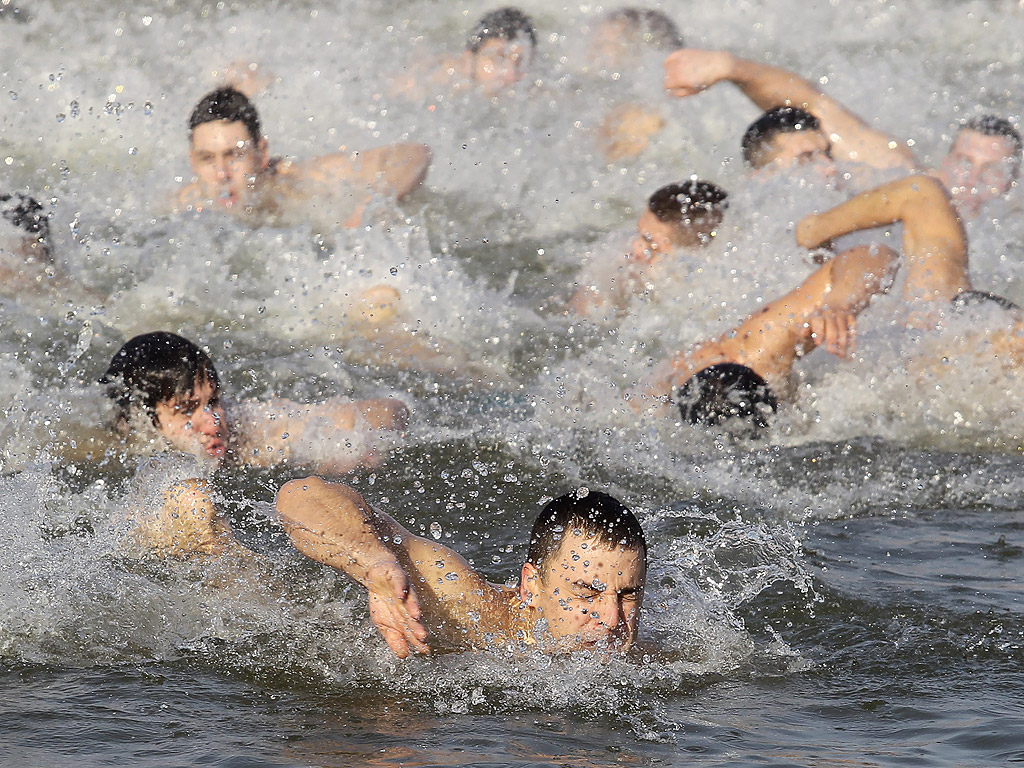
[132,479,248,559]
[276,477,515,655]
[664,48,917,170]
[798,174,969,306]
[314,142,431,199]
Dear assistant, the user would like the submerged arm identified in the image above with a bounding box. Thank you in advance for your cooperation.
[664,48,917,169]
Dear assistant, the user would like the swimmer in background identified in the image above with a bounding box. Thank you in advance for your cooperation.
[631,172,974,421]
[99,331,408,557]
[278,481,647,658]
[587,8,684,162]
[391,7,537,98]
[175,87,431,227]
[569,180,727,320]
[0,192,101,305]
[663,48,1022,217]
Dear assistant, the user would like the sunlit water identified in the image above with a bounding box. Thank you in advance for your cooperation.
[3,0,1024,765]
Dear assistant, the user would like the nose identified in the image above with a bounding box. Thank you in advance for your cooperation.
[214,157,230,180]
[190,407,221,435]
[592,594,623,631]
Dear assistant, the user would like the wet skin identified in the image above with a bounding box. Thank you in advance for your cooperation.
[153,378,228,461]
[188,119,269,209]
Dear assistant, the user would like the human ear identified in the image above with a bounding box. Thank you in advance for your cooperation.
[519,562,540,603]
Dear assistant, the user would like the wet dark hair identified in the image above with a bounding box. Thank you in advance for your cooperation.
[676,363,778,431]
[950,289,1021,313]
[601,7,684,50]
[0,192,52,260]
[648,180,728,225]
[188,87,262,144]
[741,107,822,168]
[0,2,30,22]
[102,332,220,428]
[959,115,1023,178]
[526,490,647,573]
[467,7,537,54]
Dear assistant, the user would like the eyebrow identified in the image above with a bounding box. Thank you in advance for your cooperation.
[570,580,643,594]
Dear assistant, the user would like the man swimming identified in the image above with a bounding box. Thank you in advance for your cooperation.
[633,173,971,423]
[569,180,728,319]
[277,481,647,657]
[175,87,431,227]
[392,7,538,98]
[663,48,1021,216]
[102,331,408,472]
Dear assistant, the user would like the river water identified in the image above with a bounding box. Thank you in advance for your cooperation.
[2,0,1024,765]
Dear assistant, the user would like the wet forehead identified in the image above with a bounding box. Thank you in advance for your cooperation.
[190,119,255,152]
[544,531,646,589]
[951,129,1018,164]
[770,129,830,161]
[166,376,219,407]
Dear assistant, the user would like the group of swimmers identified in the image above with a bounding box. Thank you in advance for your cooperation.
[3,5,1023,658]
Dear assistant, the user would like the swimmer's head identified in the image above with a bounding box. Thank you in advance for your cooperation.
[0,192,52,262]
[466,7,537,93]
[521,490,647,652]
[590,7,683,69]
[938,115,1022,217]
[742,107,835,179]
[632,180,728,260]
[187,87,269,209]
[102,332,228,462]
[675,363,778,432]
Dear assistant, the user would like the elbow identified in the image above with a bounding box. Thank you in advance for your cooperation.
[276,476,329,515]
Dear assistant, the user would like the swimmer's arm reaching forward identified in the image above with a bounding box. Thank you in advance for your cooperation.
[663,48,917,170]
[798,175,969,307]
[277,477,518,657]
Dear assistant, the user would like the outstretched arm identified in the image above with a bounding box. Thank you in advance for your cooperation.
[276,477,512,656]
[798,174,969,307]
[664,48,917,170]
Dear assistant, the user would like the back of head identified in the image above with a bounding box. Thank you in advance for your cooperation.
[467,6,537,53]
[102,332,220,428]
[676,364,777,431]
[742,106,821,168]
[526,489,646,573]
[602,7,684,50]
[188,87,262,144]
[960,114,1023,175]
[648,179,728,225]
[0,192,52,261]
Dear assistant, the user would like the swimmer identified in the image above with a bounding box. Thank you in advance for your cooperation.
[277,481,647,657]
[102,331,408,473]
[392,7,537,98]
[0,192,100,304]
[634,174,971,423]
[588,8,682,161]
[569,180,727,319]
[663,49,1021,216]
[631,242,898,421]
[175,87,431,227]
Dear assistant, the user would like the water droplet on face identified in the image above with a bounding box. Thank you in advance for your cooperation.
[444,571,458,581]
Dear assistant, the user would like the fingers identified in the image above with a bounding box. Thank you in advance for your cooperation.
[809,313,856,358]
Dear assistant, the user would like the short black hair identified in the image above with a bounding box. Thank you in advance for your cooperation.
[648,180,728,225]
[741,106,822,168]
[676,364,777,431]
[601,7,684,50]
[526,490,646,574]
[467,7,537,54]
[188,87,262,144]
[959,114,1023,177]
[0,192,52,260]
[102,332,220,428]
[950,289,1020,313]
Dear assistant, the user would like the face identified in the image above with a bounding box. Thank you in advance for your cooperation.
[938,129,1018,217]
[471,38,531,93]
[153,377,228,462]
[590,19,633,70]
[189,120,268,208]
[761,129,836,180]
[520,531,646,653]
[630,209,681,263]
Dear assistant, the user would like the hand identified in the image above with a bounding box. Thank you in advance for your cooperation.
[365,559,430,657]
[664,49,733,98]
[808,311,856,358]
[796,212,828,249]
